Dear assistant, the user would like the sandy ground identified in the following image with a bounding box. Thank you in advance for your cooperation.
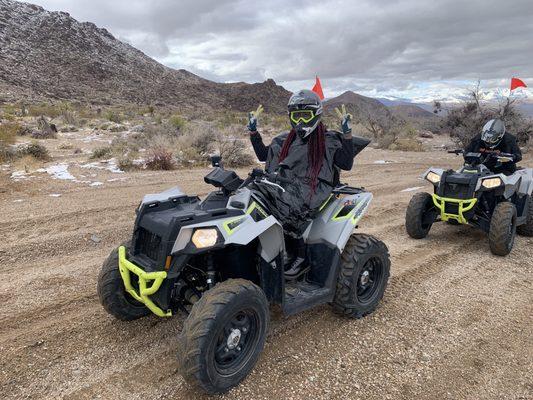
[0,133,532,400]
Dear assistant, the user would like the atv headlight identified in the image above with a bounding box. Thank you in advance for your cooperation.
[191,228,218,248]
[482,177,502,189]
[426,171,441,184]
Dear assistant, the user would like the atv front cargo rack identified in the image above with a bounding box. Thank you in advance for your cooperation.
[431,194,477,224]
[117,246,172,317]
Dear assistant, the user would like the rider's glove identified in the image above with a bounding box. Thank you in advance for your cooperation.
[334,104,353,136]
[247,104,264,132]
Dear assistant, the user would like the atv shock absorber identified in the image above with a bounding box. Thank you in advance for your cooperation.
[205,252,216,289]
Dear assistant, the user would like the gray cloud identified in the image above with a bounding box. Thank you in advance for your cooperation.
[26,0,533,99]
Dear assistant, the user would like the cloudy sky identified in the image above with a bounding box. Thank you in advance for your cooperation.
[27,0,533,102]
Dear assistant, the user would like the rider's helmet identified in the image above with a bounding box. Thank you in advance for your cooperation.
[481,119,506,148]
[287,89,323,138]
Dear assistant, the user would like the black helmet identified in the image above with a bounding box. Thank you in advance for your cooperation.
[481,119,505,148]
[287,89,323,138]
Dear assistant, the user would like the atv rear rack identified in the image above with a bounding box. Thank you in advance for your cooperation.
[432,194,477,224]
[117,246,172,317]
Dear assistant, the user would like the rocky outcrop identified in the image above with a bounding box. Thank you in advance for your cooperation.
[0,0,290,112]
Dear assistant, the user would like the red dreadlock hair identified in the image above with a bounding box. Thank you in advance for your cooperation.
[278,121,326,197]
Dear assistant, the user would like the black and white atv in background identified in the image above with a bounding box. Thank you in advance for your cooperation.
[406,150,533,255]
[97,138,390,394]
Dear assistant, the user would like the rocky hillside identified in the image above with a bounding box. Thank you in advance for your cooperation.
[0,0,290,112]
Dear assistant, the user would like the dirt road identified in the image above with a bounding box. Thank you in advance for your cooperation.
[1,146,531,400]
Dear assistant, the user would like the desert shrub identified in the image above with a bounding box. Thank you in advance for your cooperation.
[169,114,186,130]
[17,142,50,160]
[90,146,113,159]
[58,143,73,150]
[145,148,176,170]
[117,157,141,171]
[218,136,254,167]
[104,110,123,123]
[391,138,424,152]
[28,103,61,118]
[0,122,21,143]
[0,146,16,162]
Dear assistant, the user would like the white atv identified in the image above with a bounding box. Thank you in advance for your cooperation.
[97,140,390,394]
[406,150,533,255]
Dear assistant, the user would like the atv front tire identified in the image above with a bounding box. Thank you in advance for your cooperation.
[333,234,390,318]
[177,279,269,394]
[517,195,533,237]
[406,192,435,239]
[489,202,517,256]
[97,242,150,320]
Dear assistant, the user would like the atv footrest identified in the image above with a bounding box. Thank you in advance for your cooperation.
[283,281,333,316]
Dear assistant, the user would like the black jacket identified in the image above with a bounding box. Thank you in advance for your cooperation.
[249,129,354,236]
[464,132,522,174]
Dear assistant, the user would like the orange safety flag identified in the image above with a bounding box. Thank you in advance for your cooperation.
[510,77,527,91]
[311,76,324,100]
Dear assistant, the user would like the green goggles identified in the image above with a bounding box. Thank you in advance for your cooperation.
[289,109,316,124]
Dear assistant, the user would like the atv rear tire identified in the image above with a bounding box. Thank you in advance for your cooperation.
[517,195,533,237]
[333,234,390,318]
[177,279,269,394]
[406,192,435,239]
[97,242,150,321]
[489,202,517,256]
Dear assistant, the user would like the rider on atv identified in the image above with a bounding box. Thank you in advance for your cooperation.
[465,118,522,175]
[247,90,354,280]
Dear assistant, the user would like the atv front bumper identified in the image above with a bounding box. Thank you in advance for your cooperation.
[431,194,477,225]
[117,246,172,317]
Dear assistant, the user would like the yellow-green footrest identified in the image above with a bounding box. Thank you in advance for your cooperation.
[117,246,172,317]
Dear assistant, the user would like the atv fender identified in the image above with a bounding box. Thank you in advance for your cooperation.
[305,192,373,251]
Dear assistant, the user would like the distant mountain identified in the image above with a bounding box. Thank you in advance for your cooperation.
[324,91,392,122]
[0,0,291,112]
[388,104,438,119]
[388,104,441,131]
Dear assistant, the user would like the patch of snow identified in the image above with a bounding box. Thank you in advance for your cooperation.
[11,170,31,180]
[49,193,62,197]
[43,164,76,180]
[90,181,104,187]
[374,160,393,164]
[80,158,123,173]
[401,186,424,192]
[107,177,128,182]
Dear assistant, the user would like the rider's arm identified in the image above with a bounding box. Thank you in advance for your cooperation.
[334,135,354,170]
[509,136,522,163]
[249,131,269,162]
[464,135,479,154]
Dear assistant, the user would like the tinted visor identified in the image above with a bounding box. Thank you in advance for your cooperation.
[289,110,316,124]
[482,131,500,144]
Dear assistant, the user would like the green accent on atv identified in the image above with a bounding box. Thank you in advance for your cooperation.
[117,246,172,317]
[431,194,477,225]
[246,202,268,218]
[222,216,246,235]
[332,199,369,225]
[318,194,334,212]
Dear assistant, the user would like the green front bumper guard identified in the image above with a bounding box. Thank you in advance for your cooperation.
[117,246,172,317]
[431,194,477,225]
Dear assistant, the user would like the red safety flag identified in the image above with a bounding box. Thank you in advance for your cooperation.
[312,76,324,100]
[510,77,527,91]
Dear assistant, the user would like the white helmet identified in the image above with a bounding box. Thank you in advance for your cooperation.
[481,119,505,148]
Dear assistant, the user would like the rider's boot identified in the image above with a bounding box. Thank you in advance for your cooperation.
[284,237,309,280]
